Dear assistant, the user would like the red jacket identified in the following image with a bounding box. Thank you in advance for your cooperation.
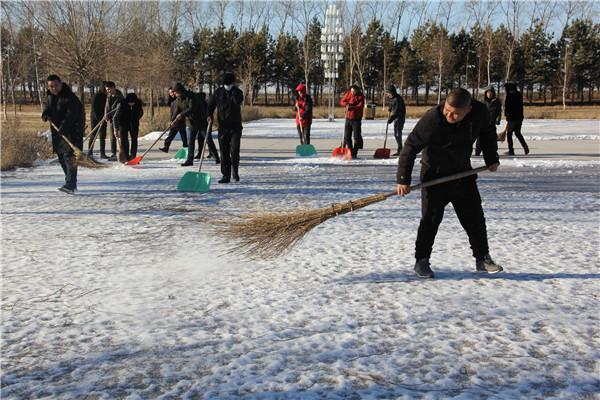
[293,83,313,127]
[340,90,365,120]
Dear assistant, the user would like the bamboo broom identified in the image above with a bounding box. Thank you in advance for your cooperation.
[51,123,108,169]
[216,166,491,260]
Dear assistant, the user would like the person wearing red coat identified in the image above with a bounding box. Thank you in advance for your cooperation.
[292,83,313,144]
[340,84,365,158]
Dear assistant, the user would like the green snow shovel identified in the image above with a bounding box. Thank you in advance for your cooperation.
[295,110,317,157]
[177,121,212,192]
[174,147,188,160]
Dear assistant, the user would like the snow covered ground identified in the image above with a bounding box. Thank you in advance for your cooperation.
[2,119,599,399]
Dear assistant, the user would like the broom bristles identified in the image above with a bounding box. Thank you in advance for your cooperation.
[75,152,109,169]
[216,192,390,259]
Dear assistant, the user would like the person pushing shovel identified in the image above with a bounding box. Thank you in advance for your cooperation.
[41,75,84,195]
[397,88,503,278]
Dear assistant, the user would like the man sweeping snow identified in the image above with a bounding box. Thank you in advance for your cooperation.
[396,88,503,278]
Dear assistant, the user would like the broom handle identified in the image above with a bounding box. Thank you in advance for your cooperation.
[381,165,491,200]
[383,111,390,149]
[297,108,304,145]
[197,120,212,173]
[88,94,113,147]
[51,122,82,156]
[341,105,348,147]
[138,119,177,158]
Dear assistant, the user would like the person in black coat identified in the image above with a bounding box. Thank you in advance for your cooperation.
[160,87,188,152]
[172,82,210,167]
[41,75,84,194]
[503,82,529,155]
[475,86,502,156]
[194,91,220,163]
[87,84,108,158]
[103,81,126,161]
[208,72,244,183]
[385,84,406,156]
[397,88,502,279]
[119,92,144,160]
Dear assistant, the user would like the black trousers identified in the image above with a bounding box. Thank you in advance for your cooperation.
[57,152,78,190]
[121,125,139,159]
[415,176,489,260]
[218,128,242,178]
[296,124,311,144]
[343,119,363,151]
[165,124,188,148]
[393,119,404,151]
[506,119,528,152]
[197,128,219,159]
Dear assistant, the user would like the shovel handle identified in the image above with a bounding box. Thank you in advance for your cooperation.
[139,119,177,159]
[383,111,390,149]
[197,120,213,173]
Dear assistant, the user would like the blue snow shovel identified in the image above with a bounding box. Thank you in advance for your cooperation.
[177,122,212,192]
[174,147,188,160]
[295,110,317,157]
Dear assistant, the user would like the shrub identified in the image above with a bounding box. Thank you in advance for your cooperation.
[139,111,172,136]
[1,118,53,171]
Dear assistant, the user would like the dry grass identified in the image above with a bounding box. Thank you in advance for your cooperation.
[1,118,53,171]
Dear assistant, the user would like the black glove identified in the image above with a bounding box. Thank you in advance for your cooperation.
[387,118,394,124]
[42,114,49,122]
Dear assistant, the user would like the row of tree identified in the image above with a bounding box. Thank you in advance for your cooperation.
[1,1,599,119]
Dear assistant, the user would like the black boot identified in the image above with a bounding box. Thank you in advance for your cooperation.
[194,152,201,160]
[159,146,169,153]
[232,169,239,182]
[414,258,434,278]
[180,160,193,166]
[218,176,230,184]
[351,148,358,159]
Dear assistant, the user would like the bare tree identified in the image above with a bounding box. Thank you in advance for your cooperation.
[434,1,454,103]
[501,0,523,82]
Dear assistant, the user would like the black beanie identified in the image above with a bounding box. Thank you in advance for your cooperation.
[386,85,397,95]
[223,72,235,85]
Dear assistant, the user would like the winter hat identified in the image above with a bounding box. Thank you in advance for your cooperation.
[125,92,138,103]
[173,82,185,93]
[484,87,496,97]
[223,72,235,85]
[295,82,306,94]
[386,85,397,95]
[350,84,361,92]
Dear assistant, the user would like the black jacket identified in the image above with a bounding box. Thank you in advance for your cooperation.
[90,91,107,125]
[397,101,499,185]
[42,84,84,154]
[119,98,144,130]
[504,90,523,121]
[388,93,406,124]
[175,90,208,130]
[105,90,124,128]
[208,86,244,131]
[485,97,502,125]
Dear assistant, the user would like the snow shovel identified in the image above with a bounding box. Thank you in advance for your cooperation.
[332,106,352,160]
[174,147,188,160]
[295,110,317,157]
[126,119,176,166]
[177,121,212,192]
[374,112,391,159]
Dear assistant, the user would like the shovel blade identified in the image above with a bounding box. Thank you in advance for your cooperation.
[177,171,211,192]
[332,147,352,160]
[125,156,142,166]
[174,147,188,159]
[296,144,317,157]
[373,148,391,159]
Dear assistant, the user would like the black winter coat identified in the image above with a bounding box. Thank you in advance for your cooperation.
[119,99,144,130]
[388,93,406,124]
[208,86,244,131]
[484,97,502,125]
[397,101,499,185]
[504,90,523,121]
[175,90,208,130]
[42,84,84,154]
[105,90,124,128]
[90,91,107,125]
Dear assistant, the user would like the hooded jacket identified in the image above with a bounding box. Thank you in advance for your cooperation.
[42,83,84,154]
[484,88,502,125]
[340,87,365,120]
[397,100,499,185]
[292,83,313,127]
[387,86,406,125]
